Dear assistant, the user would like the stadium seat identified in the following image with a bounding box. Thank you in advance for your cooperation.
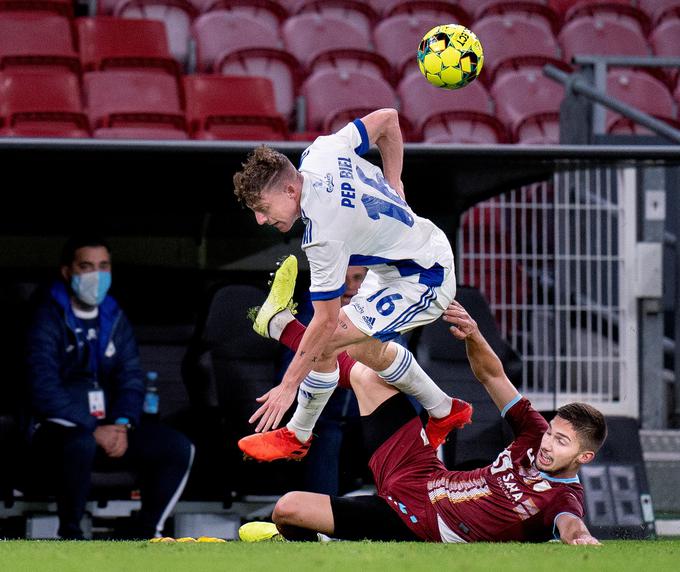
[77,17,181,77]
[293,0,378,37]
[378,0,470,26]
[301,68,397,133]
[559,16,651,63]
[0,12,79,76]
[398,71,495,140]
[650,19,680,88]
[460,0,543,18]
[564,1,651,35]
[184,75,287,140]
[373,14,445,82]
[472,14,562,83]
[0,70,90,138]
[113,0,199,67]
[181,283,304,495]
[84,70,187,138]
[639,0,680,25]
[471,1,560,35]
[282,14,390,81]
[514,114,560,145]
[605,69,678,135]
[414,286,521,468]
[0,0,73,18]
[198,0,287,34]
[192,11,300,118]
[491,69,564,142]
[192,11,283,72]
[422,116,507,145]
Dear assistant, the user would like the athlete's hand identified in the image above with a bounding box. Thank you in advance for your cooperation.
[567,534,602,546]
[249,382,298,433]
[442,300,480,340]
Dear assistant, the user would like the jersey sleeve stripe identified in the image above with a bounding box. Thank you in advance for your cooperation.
[500,394,522,418]
[352,119,370,156]
[309,284,346,301]
[552,512,581,540]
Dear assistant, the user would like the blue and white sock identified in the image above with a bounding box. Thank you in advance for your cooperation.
[287,368,339,442]
[378,343,452,419]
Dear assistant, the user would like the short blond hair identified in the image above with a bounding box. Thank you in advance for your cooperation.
[233,146,295,208]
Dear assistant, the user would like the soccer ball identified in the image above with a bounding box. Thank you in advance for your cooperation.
[417,24,484,90]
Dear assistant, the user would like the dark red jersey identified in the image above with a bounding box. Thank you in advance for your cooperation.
[369,397,584,543]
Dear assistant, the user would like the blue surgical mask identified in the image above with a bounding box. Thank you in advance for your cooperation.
[70,271,111,307]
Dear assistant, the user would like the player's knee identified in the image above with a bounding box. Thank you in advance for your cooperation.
[272,492,303,525]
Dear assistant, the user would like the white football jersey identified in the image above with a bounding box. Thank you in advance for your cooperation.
[299,119,453,301]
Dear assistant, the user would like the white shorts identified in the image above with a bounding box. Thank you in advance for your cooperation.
[343,258,456,342]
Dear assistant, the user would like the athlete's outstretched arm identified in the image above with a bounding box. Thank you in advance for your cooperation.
[360,108,404,200]
[442,300,519,412]
[556,514,601,545]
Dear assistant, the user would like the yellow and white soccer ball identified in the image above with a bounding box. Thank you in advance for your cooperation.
[417,24,484,90]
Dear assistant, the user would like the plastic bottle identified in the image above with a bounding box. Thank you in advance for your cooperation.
[143,371,160,416]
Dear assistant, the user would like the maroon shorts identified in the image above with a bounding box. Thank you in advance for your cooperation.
[368,417,446,542]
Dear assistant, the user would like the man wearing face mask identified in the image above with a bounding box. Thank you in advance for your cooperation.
[26,236,194,540]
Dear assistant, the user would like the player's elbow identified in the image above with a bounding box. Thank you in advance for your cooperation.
[272,492,304,526]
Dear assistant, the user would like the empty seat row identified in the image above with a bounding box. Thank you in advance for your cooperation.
[0,71,286,140]
[4,65,678,144]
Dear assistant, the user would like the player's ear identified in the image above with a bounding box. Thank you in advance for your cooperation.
[576,450,595,466]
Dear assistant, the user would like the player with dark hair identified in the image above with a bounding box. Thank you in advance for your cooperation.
[240,299,606,545]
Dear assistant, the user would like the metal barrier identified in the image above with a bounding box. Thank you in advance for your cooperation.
[458,165,642,417]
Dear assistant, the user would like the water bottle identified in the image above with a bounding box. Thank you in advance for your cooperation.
[143,371,160,417]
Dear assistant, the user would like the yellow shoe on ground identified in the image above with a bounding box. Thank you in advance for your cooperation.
[238,521,284,542]
[196,536,227,543]
[248,255,298,338]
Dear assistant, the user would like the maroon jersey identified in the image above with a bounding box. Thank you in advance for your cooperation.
[369,397,584,543]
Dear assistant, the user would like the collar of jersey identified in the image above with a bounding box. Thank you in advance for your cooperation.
[539,471,580,484]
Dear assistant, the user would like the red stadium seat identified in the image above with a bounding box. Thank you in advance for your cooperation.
[77,17,181,77]
[472,14,561,83]
[192,10,279,71]
[93,126,189,138]
[0,12,79,75]
[0,0,73,18]
[564,1,651,35]
[559,16,650,62]
[398,71,494,136]
[491,69,564,142]
[192,11,300,118]
[294,0,378,37]
[650,19,680,87]
[638,0,680,25]
[471,1,559,35]
[184,75,287,139]
[380,0,470,26]
[301,69,397,132]
[460,0,544,19]
[282,14,390,81]
[514,115,560,144]
[398,67,506,144]
[113,0,199,67]
[0,70,89,138]
[550,0,629,15]
[605,69,677,135]
[422,114,507,144]
[199,0,287,33]
[373,14,445,81]
[84,70,187,138]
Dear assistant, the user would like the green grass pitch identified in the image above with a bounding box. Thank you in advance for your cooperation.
[1,540,679,572]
